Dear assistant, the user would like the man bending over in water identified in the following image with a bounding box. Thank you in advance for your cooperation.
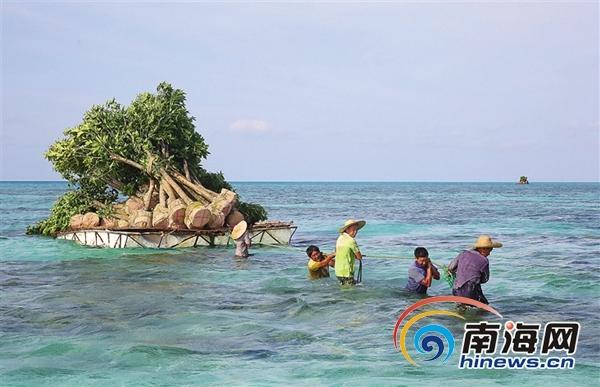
[306,245,335,279]
[447,235,502,304]
[406,247,440,294]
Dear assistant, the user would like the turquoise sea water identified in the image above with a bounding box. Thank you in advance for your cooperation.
[1,181,599,386]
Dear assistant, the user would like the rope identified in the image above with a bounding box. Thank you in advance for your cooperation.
[278,245,455,288]
[362,254,407,260]
[360,254,454,289]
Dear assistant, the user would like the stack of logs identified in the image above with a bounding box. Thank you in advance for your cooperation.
[68,169,245,231]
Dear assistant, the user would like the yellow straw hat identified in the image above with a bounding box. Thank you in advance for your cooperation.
[231,220,248,240]
[339,219,366,234]
[473,235,503,249]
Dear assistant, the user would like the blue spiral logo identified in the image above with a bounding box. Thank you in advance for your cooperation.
[413,323,455,363]
[393,296,503,367]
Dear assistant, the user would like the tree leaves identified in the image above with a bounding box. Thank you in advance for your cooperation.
[30,82,268,236]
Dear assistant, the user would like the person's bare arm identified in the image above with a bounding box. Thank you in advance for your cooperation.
[326,253,336,267]
[313,255,333,269]
[421,264,434,288]
[355,251,363,260]
[431,262,440,280]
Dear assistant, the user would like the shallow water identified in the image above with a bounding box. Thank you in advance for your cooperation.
[1,181,599,385]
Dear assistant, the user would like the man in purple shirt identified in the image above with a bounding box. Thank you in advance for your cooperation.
[447,235,503,304]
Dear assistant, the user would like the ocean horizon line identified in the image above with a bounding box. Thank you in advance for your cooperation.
[1,180,598,184]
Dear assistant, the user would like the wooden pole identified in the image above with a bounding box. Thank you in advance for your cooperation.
[161,171,192,205]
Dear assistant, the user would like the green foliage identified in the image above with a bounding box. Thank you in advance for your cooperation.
[441,265,456,289]
[196,169,233,193]
[45,82,209,195]
[46,100,135,194]
[96,202,115,219]
[237,201,268,226]
[27,188,118,236]
[30,82,269,235]
[26,191,90,236]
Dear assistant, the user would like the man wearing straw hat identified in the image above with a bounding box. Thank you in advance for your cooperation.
[334,219,366,285]
[447,235,502,304]
[231,220,251,258]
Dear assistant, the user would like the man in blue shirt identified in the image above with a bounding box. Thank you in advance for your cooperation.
[406,247,440,294]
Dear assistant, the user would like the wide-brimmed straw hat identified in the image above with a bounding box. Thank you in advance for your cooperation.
[339,219,366,234]
[473,235,503,249]
[231,220,248,240]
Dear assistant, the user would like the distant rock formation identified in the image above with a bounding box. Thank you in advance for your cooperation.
[519,176,529,184]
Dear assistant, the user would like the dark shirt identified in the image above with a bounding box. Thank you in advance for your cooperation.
[448,250,489,289]
[406,261,428,294]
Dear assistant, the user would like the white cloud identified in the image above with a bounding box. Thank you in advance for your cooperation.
[229,119,271,133]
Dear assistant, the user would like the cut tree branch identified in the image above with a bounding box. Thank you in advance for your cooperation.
[161,177,176,204]
[183,160,191,180]
[143,179,156,210]
[161,171,192,205]
[159,182,166,208]
[171,170,216,202]
[110,154,144,171]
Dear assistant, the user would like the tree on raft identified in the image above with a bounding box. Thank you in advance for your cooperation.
[27,82,267,236]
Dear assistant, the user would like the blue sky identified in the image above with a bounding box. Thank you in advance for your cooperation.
[1,1,598,181]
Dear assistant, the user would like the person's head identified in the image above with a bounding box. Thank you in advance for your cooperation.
[476,247,493,257]
[339,219,366,237]
[306,245,322,260]
[414,247,429,266]
[473,235,502,257]
[346,224,359,237]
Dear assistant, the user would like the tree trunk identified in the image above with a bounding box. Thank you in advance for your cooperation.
[162,171,192,205]
[143,179,156,210]
[152,205,169,228]
[117,219,129,228]
[70,214,84,230]
[132,210,152,228]
[159,182,166,208]
[100,217,118,228]
[184,202,211,229]
[161,177,177,205]
[183,159,191,180]
[171,170,216,202]
[208,189,237,215]
[125,197,145,214]
[207,212,225,229]
[110,154,144,171]
[82,212,100,228]
[168,199,187,229]
[226,210,245,228]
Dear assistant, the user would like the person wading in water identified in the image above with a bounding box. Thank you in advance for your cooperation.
[306,245,335,279]
[447,235,502,304]
[334,219,366,286]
